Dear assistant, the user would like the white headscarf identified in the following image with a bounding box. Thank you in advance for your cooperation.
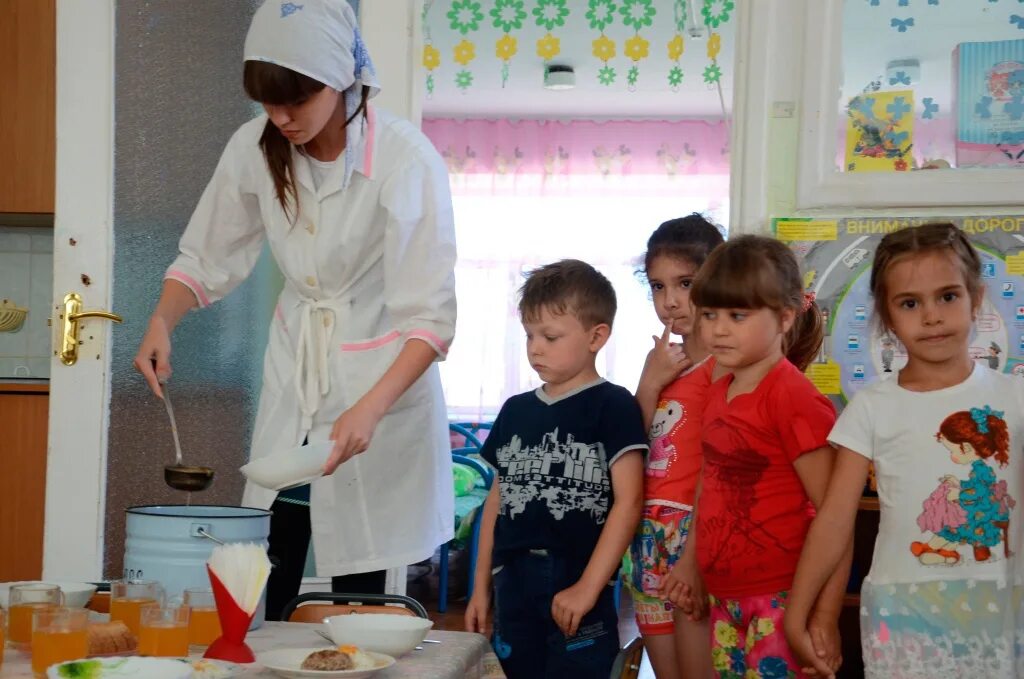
[243,0,380,99]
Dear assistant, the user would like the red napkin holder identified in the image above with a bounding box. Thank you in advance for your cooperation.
[203,565,257,663]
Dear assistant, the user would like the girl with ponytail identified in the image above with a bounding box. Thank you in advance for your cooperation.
[686,235,843,677]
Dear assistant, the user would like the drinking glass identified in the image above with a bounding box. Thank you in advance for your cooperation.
[184,588,221,648]
[138,605,190,657]
[31,607,88,677]
[0,608,6,670]
[8,584,62,647]
[109,580,163,637]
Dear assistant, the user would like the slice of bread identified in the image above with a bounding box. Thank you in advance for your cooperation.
[86,620,137,655]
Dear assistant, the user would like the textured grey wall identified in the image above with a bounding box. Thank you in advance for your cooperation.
[105,0,270,577]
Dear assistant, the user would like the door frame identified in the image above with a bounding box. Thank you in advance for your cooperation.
[43,0,115,580]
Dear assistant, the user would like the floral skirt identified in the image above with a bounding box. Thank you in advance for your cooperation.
[860,577,1024,678]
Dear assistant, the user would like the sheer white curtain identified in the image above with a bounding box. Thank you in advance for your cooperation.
[440,194,728,420]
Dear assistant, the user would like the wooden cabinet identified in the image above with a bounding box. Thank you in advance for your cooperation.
[0,383,49,580]
[0,0,56,214]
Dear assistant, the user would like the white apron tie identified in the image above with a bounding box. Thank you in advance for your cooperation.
[294,298,336,431]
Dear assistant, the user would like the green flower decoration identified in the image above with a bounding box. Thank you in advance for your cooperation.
[668,65,684,87]
[674,0,687,32]
[448,0,484,35]
[586,0,616,31]
[490,0,527,32]
[426,73,435,96]
[619,0,656,30]
[456,69,474,90]
[533,0,569,31]
[703,62,722,84]
[701,0,734,29]
[598,65,617,86]
[627,64,640,87]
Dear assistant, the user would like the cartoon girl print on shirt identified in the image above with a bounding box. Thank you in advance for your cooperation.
[913,406,1017,565]
[646,399,685,478]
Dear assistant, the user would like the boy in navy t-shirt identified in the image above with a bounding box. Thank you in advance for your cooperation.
[465,259,647,679]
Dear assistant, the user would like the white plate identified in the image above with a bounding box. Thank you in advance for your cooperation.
[257,647,396,678]
[240,441,333,491]
[0,580,97,608]
[47,657,193,679]
[46,656,241,678]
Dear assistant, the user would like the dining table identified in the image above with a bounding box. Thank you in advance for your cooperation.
[0,621,506,678]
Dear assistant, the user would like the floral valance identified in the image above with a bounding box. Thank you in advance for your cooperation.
[422,117,730,196]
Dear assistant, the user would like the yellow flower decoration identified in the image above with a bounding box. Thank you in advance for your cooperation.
[453,39,476,67]
[624,34,650,62]
[711,646,730,672]
[707,32,722,60]
[496,34,518,61]
[536,32,561,61]
[668,34,684,61]
[592,34,616,62]
[755,616,776,637]
[713,620,739,648]
[744,671,760,679]
[422,44,440,71]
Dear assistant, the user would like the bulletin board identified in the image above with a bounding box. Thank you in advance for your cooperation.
[773,216,1024,410]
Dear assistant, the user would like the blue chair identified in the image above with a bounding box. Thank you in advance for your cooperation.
[438,453,494,613]
[448,422,484,450]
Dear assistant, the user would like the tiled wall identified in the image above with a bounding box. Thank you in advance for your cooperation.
[0,226,53,378]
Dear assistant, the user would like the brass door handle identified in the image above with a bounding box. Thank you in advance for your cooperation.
[59,292,123,365]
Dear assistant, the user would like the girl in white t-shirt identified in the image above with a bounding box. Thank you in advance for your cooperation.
[784,222,1022,678]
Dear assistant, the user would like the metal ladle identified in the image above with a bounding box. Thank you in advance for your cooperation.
[160,377,215,492]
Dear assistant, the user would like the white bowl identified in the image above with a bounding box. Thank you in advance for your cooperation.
[240,440,333,491]
[0,580,97,608]
[324,613,434,657]
[258,647,395,678]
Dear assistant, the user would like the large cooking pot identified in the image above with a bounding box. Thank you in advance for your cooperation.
[124,505,271,628]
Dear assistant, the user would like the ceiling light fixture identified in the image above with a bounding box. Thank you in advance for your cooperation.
[544,64,575,90]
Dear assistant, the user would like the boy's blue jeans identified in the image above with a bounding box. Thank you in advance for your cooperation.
[491,549,620,679]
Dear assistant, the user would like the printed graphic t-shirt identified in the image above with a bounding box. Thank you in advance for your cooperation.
[481,379,649,577]
[830,363,1022,585]
[645,358,715,508]
[697,358,836,598]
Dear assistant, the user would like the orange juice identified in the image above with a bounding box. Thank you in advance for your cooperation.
[1,610,5,671]
[109,597,157,636]
[31,627,88,676]
[187,607,221,647]
[138,622,189,657]
[9,603,54,645]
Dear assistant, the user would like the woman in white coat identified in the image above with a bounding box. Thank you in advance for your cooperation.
[134,0,456,619]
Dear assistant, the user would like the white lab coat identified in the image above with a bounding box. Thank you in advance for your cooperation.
[165,105,456,575]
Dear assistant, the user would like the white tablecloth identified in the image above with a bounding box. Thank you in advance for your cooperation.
[0,622,505,679]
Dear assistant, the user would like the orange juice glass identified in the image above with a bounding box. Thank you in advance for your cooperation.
[184,588,221,647]
[1,608,6,671]
[110,580,162,637]
[31,608,88,678]
[138,605,189,657]
[9,584,62,647]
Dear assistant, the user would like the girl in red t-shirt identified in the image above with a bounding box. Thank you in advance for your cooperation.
[623,214,724,679]
[689,235,846,678]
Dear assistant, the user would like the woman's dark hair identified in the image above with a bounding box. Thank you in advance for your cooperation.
[691,235,824,370]
[869,222,983,333]
[641,213,725,278]
[243,60,370,220]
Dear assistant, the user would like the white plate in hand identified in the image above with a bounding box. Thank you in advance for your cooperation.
[240,441,333,491]
[257,647,396,678]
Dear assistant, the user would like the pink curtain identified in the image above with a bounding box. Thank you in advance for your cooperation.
[423,118,730,197]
